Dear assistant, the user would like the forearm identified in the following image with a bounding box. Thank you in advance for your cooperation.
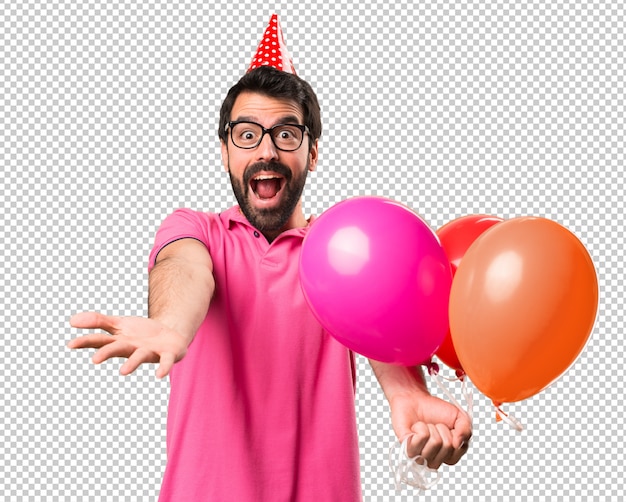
[369,360,430,403]
[148,252,215,346]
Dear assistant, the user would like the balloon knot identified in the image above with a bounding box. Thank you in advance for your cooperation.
[427,362,440,376]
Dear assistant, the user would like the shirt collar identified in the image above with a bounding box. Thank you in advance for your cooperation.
[222,205,315,239]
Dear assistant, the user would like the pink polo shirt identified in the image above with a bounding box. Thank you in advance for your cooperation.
[148,207,362,502]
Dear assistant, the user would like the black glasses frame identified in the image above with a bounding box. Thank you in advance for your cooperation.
[226,120,310,151]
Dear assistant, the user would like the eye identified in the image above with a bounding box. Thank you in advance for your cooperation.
[274,125,302,141]
[239,129,259,141]
[277,128,297,139]
[232,123,262,146]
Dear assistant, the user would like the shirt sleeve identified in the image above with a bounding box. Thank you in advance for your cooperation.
[148,208,212,272]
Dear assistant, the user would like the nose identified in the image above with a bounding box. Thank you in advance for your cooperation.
[255,131,279,161]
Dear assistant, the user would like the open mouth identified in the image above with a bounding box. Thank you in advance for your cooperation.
[250,174,285,200]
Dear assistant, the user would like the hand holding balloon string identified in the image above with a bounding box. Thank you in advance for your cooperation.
[387,361,476,491]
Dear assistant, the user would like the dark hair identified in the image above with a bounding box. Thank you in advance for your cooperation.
[218,66,322,149]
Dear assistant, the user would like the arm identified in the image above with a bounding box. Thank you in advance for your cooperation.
[68,238,214,378]
[369,359,472,469]
[148,238,215,342]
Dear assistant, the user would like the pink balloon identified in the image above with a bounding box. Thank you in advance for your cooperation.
[300,196,452,365]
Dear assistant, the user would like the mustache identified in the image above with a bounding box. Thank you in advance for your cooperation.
[243,162,293,186]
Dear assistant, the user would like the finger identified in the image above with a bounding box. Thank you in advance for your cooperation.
[67,334,115,349]
[446,415,473,465]
[454,411,474,443]
[418,424,445,469]
[156,352,177,379]
[70,312,120,333]
[407,422,430,457]
[120,348,158,376]
[431,424,456,469]
[92,340,134,364]
[446,437,471,466]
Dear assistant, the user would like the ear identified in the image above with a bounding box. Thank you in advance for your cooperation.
[220,139,229,172]
[308,139,319,172]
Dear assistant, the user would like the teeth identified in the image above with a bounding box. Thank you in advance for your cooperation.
[253,175,280,181]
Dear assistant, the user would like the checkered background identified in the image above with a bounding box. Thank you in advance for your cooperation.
[1,0,624,500]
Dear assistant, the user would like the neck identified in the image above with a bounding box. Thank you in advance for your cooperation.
[261,203,308,242]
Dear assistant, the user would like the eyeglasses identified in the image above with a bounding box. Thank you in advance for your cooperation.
[226,121,310,152]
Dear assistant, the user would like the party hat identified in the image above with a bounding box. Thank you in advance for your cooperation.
[248,14,296,74]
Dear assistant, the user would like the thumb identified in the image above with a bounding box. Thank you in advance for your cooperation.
[452,410,473,448]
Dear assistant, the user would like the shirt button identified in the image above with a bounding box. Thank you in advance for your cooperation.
[253,231,260,238]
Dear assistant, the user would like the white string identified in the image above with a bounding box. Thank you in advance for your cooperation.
[460,377,474,423]
[428,362,474,422]
[494,404,524,432]
[388,434,442,491]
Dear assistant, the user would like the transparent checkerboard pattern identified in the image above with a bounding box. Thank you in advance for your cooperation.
[1,0,624,500]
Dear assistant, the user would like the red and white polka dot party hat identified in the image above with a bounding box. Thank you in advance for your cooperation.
[248,14,296,74]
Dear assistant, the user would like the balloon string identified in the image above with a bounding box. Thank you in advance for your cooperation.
[427,363,474,422]
[494,404,524,431]
[460,377,475,423]
[389,434,441,491]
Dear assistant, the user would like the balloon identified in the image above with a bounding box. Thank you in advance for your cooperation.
[449,217,598,404]
[435,215,503,372]
[299,196,452,365]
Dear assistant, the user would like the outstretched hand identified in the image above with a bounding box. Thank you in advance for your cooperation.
[67,312,189,378]
[390,390,472,469]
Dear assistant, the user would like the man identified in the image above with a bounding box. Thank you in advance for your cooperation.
[68,15,472,501]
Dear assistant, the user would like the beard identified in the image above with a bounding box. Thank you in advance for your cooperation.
[228,159,309,233]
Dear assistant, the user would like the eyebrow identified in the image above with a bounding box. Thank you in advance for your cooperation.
[234,115,303,126]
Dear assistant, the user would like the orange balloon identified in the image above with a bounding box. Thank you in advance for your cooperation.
[449,217,598,404]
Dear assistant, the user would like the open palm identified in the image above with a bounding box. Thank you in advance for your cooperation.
[68,312,189,378]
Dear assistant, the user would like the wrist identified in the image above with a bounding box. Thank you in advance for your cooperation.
[369,360,430,402]
[149,314,196,345]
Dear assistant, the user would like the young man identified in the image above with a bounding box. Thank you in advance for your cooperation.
[68,15,471,501]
